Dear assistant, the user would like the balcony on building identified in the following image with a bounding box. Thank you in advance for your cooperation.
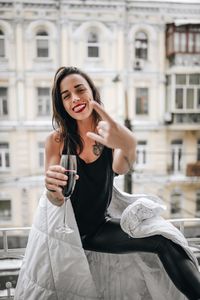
[164,21,200,129]
[166,21,200,67]
[186,162,200,177]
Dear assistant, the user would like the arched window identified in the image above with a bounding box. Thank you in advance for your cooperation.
[87,29,99,58]
[170,189,182,217]
[36,30,49,58]
[0,29,5,57]
[135,31,148,60]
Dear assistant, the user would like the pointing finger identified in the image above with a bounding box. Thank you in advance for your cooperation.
[91,101,113,122]
[86,131,106,145]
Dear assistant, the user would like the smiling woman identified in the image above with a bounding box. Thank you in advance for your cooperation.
[15,66,200,300]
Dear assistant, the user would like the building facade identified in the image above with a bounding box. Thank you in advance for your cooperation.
[0,0,200,231]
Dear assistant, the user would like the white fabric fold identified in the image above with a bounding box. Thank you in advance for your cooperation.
[15,190,99,300]
[14,186,196,300]
[120,196,198,268]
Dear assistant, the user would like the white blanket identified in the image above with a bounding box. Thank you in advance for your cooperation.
[15,186,198,300]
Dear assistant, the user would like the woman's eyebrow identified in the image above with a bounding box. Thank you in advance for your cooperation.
[61,89,69,95]
[61,84,85,95]
[74,84,84,88]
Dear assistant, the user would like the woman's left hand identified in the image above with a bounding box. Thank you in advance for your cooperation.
[87,101,134,151]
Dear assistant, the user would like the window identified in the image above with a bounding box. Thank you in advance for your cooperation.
[0,87,8,116]
[135,31,148,60]
[0,200,11,221]
[196,190,200,217]
[136,141,147,165]
[175,74,200,110]
[197,140,200,161]
[0,29,5,57]
[170,189,182,217]
[0,142,10,170]
[175,88,184,109]
[176,74,186,85]
[37,87,50,116]
[36,30,49,58]
[189,74,200,85]
[38,142,45,168]
[166,24,200,57]
[87,30,99,58]
[198,89,200,109]
[171,140,183,173]
[135,88,148,115]
[167,74,200,113]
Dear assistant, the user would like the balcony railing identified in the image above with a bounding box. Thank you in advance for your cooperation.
[166,162,200,178]
[173,113,200,124]
[165,113,200,126]
[186,162,200,177]
[0,227,31,300]
[0,220,200,299]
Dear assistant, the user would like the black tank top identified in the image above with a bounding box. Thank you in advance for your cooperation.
[65,146,114,237]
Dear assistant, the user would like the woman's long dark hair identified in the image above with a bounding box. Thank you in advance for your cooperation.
[51,66,102,154]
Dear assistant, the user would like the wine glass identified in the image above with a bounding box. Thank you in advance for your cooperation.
[56,154,77,234]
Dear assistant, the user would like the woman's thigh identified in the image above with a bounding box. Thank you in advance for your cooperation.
[82,218,164,254]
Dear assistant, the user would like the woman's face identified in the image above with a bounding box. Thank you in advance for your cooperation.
[60,74,94,121]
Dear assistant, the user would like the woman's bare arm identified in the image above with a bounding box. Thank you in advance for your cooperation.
[45,131,66,206]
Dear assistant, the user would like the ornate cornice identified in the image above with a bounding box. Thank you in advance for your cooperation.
[0,0,199,21]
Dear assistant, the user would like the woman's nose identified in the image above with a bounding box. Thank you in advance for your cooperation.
[72,94,80,103]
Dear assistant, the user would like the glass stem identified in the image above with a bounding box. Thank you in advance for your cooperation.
[63,197,68,227]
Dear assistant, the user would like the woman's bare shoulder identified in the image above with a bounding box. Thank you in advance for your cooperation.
[46,130,62,143]
[45,131,64,154]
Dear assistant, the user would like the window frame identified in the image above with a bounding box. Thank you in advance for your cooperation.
[135,87,149,115]
[0,199,12,222]
[87,29,100,59]
[197,140,200,161]
[0,142,10,171]
[35,30,49,58]
[167,73,200,113]
[170,189,182,217]
[0,87,8,117]
[171,140,183,173]
[0,29,5,58]
[136,140,147,166]
[134,31,148,60]
[37,87,50,117]
[38,141,45,169]
[196,190,200,217]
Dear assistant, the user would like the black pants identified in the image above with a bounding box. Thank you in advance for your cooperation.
[82,218,200,300]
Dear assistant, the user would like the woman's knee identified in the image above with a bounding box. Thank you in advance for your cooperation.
[152,235,172,255]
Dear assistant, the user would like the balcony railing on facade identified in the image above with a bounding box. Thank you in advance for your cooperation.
[167,161,200,177]
[0,220,200,299]
[165,112,200,126]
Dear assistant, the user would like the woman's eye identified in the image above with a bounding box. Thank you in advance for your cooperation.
[63,94,70,100]
[78,89,86,93]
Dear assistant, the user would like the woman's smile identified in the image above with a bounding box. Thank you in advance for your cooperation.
[72,103,87,113]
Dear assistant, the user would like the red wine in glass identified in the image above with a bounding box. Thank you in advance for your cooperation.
[62,169,76,198]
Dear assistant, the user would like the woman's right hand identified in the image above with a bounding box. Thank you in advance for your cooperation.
[45,165,67,206]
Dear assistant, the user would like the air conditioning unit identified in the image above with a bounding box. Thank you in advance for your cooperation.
[164,112,173,124]
[133,59,144,71]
